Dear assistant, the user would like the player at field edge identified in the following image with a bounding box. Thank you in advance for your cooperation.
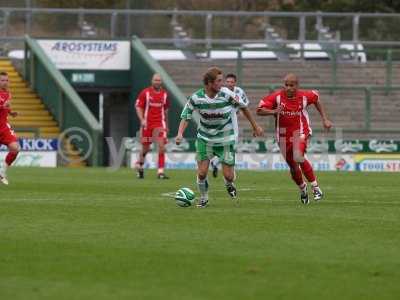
[210,73,249,178]
[0,71,20,185]
[135,73,170,179]
[256,73,333,204]
[175,67,263,208]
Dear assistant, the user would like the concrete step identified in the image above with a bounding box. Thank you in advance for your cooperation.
[10,83,28,88]
[14,115,54,121]
[12,103,45,110]
[11,92,38,97]
[9,87,34,93]
[10,120,58,127]
[17,110,51,116]
[12,99,42,104]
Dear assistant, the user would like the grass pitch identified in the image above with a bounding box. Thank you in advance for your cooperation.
[0,167,399,300]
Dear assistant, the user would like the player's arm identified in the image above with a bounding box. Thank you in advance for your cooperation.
[135,91,147,127]
[164,109,169,132]
[164,96,170,132]
[175,119,188,145]
[313,98,333,131]
[256,94,282,116]
[256,107,282,116]
[240,107,263,137]
[225,88,262,136]
[175,99,194,145]
[4,101,17,117]
[135,106,146,127]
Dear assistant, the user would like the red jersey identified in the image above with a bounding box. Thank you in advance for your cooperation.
[0,89,11,129]
[135,87,169,128]
[258,89,319,139]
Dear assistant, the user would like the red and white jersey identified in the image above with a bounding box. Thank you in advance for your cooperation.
[135,87,169,128]
[0,89,11,129]
[258,89,319,140]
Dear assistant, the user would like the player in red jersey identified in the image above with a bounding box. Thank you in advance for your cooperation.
[257,74,333,204]
[135,73,170,179]
[0,72,20,185]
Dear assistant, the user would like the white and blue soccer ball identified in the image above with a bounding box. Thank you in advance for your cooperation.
[175,187,196,207]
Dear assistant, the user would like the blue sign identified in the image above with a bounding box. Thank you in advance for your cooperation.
[0,139,58,151]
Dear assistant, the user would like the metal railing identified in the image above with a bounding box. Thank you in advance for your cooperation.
[2,8,400,47]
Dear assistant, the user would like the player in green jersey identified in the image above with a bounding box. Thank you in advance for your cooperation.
[175,67,263,207]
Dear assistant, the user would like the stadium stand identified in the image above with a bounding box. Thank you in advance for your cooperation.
[160,59,400,139]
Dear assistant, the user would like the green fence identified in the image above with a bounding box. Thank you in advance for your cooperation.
[130,36,196,137]
[24,36,103,166]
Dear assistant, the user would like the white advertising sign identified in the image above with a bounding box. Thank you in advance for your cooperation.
[129,152,197,170]
[355,154,400,172]
[38,40,130,70]
[0,152,57,167]
[128,152,355,171]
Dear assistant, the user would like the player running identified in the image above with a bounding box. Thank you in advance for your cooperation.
[0,72,20,185]
[135,73,170,179]
[257,73,333,204]
[210,73,249,178]
[175,67,263,208]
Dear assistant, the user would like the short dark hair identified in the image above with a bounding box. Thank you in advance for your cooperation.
[0,71,8,77]
[225,73,237,81]
[203,67,222,85]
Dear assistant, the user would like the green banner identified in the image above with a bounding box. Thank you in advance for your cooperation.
[125,138,400,153]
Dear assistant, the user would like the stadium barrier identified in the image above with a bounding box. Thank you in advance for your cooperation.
[24,36,103,166]
[0,138,57,167]
[125,138,400,172]
[2,8,400,46]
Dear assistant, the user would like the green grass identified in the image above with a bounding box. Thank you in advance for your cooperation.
[0,167,399,300]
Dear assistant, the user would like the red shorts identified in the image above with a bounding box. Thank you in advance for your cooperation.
[279,135,308,162]
[140,126,168,146]
[0,126,18,146]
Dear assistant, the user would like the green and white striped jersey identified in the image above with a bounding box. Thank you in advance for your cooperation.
[181,87,248,145]
[230,86,249,142]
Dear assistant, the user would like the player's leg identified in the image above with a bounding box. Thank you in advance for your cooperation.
[221,163,237,198]
[283,141,308,204]
[195,139,212,207]
[297,138,323,200]
[1,139,20,185]
[196,159,210,207]
[218,144,237,199]
[210,156,219,178]
[136,127,151,179]
[156,128,169,179]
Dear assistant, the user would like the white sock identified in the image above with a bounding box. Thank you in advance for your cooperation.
[197,176,208,200]
[299,182,307,191]
[311,181,318,188]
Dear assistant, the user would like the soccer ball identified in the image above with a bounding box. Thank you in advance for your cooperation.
[175,187,195,207]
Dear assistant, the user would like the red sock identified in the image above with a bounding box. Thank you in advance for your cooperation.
[300,159,316,183]
[289,165,304,186]
[285,148,304,186]
[5,151,18,166]
[158,152,165,171]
